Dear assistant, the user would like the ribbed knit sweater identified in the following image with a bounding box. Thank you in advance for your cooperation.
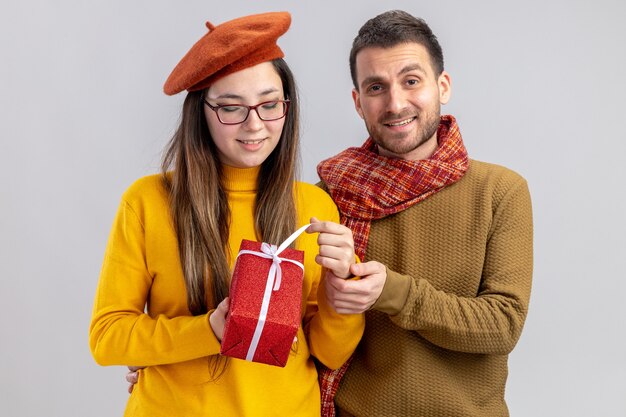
[90,166,364,417]
[334,160,533,417]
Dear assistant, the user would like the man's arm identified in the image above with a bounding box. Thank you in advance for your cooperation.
[325,179,533,355]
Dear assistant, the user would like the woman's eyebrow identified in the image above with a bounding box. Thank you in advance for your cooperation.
[211,87,281,101]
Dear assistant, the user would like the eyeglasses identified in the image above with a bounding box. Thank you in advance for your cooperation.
[203,99,290,125]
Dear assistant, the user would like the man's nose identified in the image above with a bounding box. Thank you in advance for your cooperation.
[386,84,409,114]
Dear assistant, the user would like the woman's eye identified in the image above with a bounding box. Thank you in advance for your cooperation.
[221,106,243,113]
[262,102,279,110]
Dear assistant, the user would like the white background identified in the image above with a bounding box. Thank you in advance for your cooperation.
[1,1,625,416]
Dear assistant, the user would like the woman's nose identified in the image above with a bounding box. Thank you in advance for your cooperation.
[242,108,264,131]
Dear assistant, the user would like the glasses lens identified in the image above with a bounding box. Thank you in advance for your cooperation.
[217,106,249,124]
[257,101,287,121]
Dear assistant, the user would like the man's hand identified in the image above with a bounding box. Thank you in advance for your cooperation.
[307,217,356,278]
[126,366,144,394]
[209,297,230,341]
[324,261,387,314]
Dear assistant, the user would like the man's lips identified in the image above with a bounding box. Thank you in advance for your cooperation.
[383,116,416,127]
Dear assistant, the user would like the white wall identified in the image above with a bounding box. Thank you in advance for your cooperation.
[1,1,625,416]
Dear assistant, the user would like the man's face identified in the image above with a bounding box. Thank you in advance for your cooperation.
[352,42,451,161]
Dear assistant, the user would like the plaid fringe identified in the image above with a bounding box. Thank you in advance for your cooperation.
[317,358,352,417]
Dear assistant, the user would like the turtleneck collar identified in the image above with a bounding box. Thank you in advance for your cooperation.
[222,164,260,192]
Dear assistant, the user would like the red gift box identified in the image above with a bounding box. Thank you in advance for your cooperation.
[220,238,305,367]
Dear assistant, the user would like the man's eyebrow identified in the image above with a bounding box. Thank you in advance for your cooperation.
[359,64,427,89]
[360,75,384,89]
[400,63,426,75]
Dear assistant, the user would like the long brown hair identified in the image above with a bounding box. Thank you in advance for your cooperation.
[161,59,299,316]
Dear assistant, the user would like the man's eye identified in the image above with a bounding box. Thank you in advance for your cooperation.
[368,85,383,93]
[407,79,419,86]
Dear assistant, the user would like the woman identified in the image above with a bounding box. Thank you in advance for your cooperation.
[89,12,364,417]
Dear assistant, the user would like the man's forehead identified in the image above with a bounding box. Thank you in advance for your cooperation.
[355,43,434,77]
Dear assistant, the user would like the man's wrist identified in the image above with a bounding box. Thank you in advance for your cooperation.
[371,268,410,315]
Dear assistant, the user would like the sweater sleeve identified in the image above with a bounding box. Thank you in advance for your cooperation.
[379,177,533,355]
[306,272,365,369]
[89,198,222,366]
[300,187,365,369]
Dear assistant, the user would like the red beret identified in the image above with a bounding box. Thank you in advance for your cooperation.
[163,12,291,95]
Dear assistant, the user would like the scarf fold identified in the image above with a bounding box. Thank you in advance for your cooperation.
[315,115,469,417]
[317,115,469,260]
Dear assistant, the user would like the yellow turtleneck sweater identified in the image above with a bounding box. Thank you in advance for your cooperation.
[90,166,364,417]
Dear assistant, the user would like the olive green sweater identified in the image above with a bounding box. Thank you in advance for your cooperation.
[334,160,533,417]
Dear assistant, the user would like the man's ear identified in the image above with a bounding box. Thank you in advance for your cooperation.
[352,88,364,119]
[438,71,452,105]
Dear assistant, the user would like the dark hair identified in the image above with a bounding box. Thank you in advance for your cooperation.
[349,10,444,89]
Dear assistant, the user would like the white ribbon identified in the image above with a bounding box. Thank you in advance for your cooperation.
[236,224,310,362]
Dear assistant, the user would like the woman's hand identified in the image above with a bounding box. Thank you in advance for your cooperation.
[209,297,230,341]
[307,217,356,278]
[125,298,230,395]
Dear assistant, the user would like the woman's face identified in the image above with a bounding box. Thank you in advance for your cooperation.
[204,62,286,169]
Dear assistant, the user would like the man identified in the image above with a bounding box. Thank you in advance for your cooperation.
[316,9,533,417]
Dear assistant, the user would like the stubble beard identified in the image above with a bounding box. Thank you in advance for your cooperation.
[367,108,441,157]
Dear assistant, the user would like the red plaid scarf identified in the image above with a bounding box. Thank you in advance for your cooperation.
[315,115,469,416]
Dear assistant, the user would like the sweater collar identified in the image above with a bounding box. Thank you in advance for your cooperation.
[222,164,260,192]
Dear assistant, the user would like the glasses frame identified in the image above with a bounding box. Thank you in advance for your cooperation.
[203,99,291,125]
